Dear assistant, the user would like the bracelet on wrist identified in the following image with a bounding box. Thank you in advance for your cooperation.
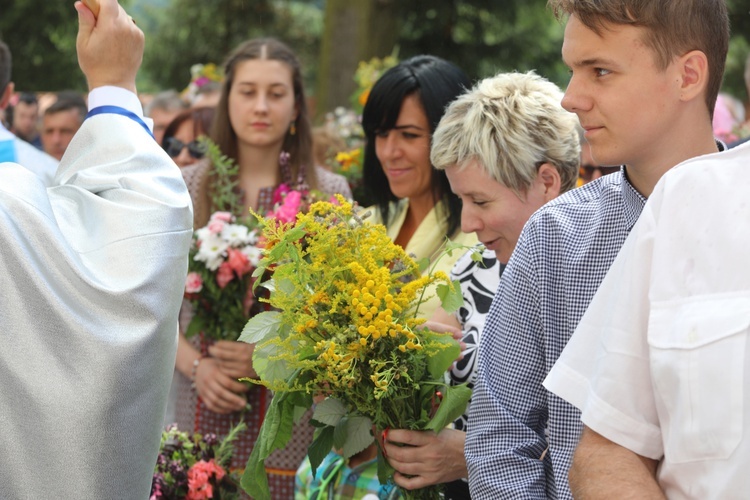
[190,355,204,390]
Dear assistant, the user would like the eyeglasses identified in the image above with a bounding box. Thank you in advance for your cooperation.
[164,137,206,159]
[579,165,620,182]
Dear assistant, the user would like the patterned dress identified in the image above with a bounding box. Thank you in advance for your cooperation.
[175,159,352,499]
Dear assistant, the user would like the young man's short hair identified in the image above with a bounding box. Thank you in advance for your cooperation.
[548,0,730,117]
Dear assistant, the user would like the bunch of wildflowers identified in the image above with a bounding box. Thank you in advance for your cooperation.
[239,197,472,500]
[150,423,245,500]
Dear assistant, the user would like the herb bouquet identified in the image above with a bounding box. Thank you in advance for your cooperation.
[238,197,472,500]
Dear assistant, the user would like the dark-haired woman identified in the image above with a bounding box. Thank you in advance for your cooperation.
[361,55,477,318]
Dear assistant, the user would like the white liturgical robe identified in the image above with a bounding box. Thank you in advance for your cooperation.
[0,102,193,497]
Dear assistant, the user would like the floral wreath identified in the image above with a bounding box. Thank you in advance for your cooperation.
[181,63,224,104]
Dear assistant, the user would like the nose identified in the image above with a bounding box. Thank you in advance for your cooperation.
[561,73,591,114]
[461,205,483,235]
[253,93,269,113]
[174,146,193,167]
[376,132,402,163]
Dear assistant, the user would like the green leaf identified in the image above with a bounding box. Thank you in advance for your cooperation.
[253,341,294,382]
[184,314,204,338]
[425,384,472,432]
[340,416,374,458]
[277,278,296,295]
[242,395,293,500]
[426,333,461,379]
[377,444,395,485]
[238,311,281,344]
[436,279,464,314]
[308,426,335,477]
[252,265,266,278]
[417,257,430,273]
[267,241,289,261]
[470,249,484,263]
[333,416,349,450]
[285,226,308,240]
[241,442,270,500]
[270,397,296,450]
[311,397,346,427]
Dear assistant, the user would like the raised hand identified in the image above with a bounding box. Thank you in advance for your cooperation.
[75,0,143,93]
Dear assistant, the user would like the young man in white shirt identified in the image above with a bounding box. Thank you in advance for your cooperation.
[465,1,730,497]
[545,140,750,498]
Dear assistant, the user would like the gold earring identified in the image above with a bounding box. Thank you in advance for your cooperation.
[290,122,296,136]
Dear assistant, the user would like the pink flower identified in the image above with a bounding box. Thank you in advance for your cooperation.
[273,190,302,223]
[216,262,234,289]
[185,272,204,294]
[329,195,341,206]
[210,212,233,223]
[207,219,225,234]
[226,248,252,278]
[272,183,291,205]
[186,460,226,500]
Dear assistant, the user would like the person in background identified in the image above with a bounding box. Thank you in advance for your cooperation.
[465,0,729,497]
[0,42,58,185]
[41,91,87,161]
[144,89,188,145]
[382,71,580,500]
[174,37,351,498]
[361,55,477,319]
[161,106,215,168]
[0,0,193,496]
[11,92,43,150]
[312,125,347,171]
[578,137,617,185]
[192,80,222,108]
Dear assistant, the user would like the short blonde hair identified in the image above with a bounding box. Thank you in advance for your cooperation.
[431,71,580,194]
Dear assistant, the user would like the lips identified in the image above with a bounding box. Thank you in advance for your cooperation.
[384,168,411,178]
[481,237,499,250]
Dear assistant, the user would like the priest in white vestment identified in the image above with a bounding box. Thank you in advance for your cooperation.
[0,1,193,497]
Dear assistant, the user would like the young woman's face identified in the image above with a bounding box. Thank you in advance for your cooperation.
[228,59,298,149]
[374,94,434,202]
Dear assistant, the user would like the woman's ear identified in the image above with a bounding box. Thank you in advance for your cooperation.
[537,162,562,202]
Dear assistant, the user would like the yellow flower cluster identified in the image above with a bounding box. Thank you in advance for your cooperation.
[334,148,361,172]
[250,197,455,409]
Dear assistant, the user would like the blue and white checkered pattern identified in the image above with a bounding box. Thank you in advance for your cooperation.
[465,170,646,499]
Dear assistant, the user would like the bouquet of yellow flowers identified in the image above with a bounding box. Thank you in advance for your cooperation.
[238,197,471,500]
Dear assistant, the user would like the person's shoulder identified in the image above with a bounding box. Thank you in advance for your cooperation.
[524,171,625,231]
[665,141,750,187]
[314,165,351,196]
[14,137,57,169]
[181,158,211,182]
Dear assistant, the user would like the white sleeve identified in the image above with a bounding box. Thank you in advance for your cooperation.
[543,195,664,460]
[87,85,154,132]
